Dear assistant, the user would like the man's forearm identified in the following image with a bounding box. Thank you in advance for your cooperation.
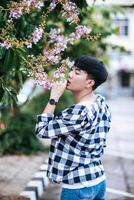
[42,80,67,114]
[42,102,56,114]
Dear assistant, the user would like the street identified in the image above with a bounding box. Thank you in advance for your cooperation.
[41,97,134,200]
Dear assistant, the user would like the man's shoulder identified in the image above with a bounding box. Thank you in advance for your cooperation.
[57,104,88,117]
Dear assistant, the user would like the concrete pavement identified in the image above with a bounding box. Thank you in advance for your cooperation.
[41,97,134,200]
[0,153,48,198]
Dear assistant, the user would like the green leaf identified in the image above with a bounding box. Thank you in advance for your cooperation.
[17,71,23,86]
[0,47,6,59]
[3,50,14,71]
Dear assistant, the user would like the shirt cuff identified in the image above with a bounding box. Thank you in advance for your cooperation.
[37,113,54,122]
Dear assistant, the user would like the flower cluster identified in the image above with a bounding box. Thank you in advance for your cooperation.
[42,25,92,65]
[33,58,74,89]
[48,0,57,11]
[43,48,61,64]
[9,0,44,19]
[0,41,12,49]
[48,0,79,24]
[9,7,23,19]
[62,1,79,24]
[34,67,53,89]
[75,25,92,39]
[43,28,66,64]
[0,0,99,90]
[0,26,44,49]
[32,27,43,44]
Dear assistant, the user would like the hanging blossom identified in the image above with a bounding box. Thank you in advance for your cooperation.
[33,58,74,89]
[34,67,53,89]
[53,58,74,79]
[32,27,43,44]
[43,40,67,64]
[48,0,57,11]
[43,48,61,64]
[48,1,79,24]
[0,26,44,49]
[25,27,43,48]
[42,25,91,65]
[67,25,92,44]
[75,25,92,39]
[61,1,79,24]
[42,28,68,65]
[55,35,68,51]
[9,0,44,19]
[9,7,23,19]
[0,41,12,49]
[49,28,64,43]
[3,0,95,90]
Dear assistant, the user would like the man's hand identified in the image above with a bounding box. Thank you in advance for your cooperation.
[42,79,67,114]
[50,79,67,102]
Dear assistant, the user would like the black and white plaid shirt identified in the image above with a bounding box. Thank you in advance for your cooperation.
[35,94,111,184]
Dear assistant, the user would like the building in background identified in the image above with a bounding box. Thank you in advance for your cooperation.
[88,0,134,98]
[107,0,134,97]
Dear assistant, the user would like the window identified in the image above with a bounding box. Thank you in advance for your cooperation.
[113,18,129,36]
[119,70,130,87]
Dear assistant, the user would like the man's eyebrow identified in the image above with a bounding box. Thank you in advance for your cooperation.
[74,66,81,71]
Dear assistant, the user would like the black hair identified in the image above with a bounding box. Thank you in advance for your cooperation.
[74,55,108,90]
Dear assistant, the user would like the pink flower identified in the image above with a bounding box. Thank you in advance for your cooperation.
[62,1,79,24]
[49,28,64,43]
[36,67,44,73]
[68,32,76,44]
[0,42,12,49]
[32,27,43,44]
[75,25,92,39]
[9,7,23,19]
[24,0,43,8]
[53,71,60,78]
[34,67,53,89]
[26,43,32,48]
[44,82,53,89]
[48,0,57,11]
[49,28,59,43]
[63,2,78,13]
[43,49,61,64]
[55,35,67,51]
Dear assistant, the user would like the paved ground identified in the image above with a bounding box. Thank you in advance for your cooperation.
[41,97,134,200]
[0,152,48,197]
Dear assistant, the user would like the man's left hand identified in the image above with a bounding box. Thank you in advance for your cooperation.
[50,79,67,102]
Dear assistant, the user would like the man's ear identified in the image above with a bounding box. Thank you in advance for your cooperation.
[86,79,95,89]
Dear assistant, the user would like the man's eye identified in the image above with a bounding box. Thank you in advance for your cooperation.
[75,70,80,74]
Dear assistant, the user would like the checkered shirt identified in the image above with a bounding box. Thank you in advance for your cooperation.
[35,94,111,184]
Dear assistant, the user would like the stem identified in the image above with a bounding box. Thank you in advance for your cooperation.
[0,6,9,11]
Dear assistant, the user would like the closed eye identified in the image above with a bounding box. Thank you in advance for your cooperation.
[75,68,81,75]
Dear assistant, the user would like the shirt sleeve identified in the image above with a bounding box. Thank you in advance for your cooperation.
[35,104,89,139]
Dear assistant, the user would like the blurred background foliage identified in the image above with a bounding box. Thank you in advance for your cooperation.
[0,0,121,154]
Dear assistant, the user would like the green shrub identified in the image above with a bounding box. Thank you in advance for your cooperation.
[0,112,45,155]
[0,90,74,155]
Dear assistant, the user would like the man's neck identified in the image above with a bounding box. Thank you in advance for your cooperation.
[73,90,96,104]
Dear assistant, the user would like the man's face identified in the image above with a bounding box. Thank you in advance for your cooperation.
[66,66,92,92]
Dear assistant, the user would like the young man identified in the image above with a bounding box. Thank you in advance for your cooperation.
[35,55,111,200]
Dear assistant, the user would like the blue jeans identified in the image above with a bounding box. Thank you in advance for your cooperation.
[60,181,106,200]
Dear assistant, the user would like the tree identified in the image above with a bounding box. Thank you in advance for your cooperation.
[0,0,120,113]
[0,0,120,154]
